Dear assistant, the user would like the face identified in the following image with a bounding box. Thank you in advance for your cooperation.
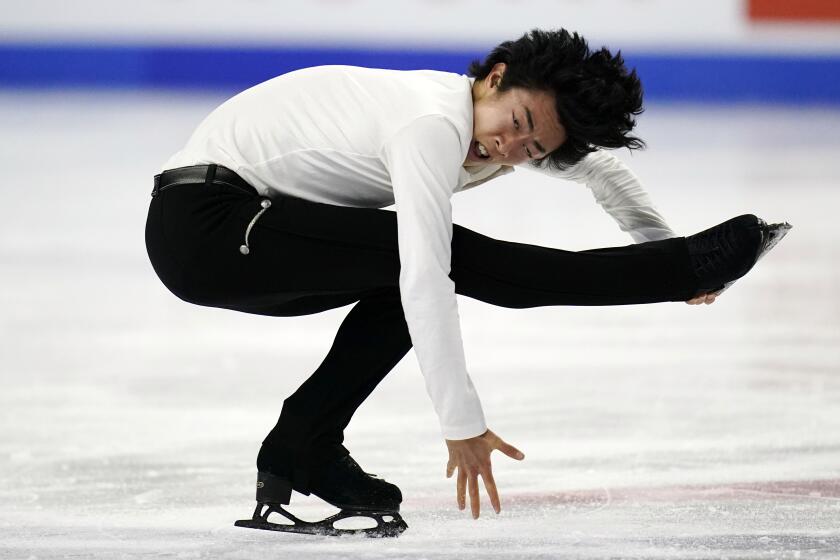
[466,63,567,167]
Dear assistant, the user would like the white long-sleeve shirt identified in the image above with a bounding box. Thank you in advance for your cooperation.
[162,65,674,441]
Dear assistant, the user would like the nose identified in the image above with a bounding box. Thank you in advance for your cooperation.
[495,130,528,159]
[494,137,506,157]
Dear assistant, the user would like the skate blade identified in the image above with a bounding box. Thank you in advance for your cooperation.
[716,221,792,296]
[235,504,407,538]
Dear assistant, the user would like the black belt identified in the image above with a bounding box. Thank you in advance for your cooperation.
[151,164,257,197]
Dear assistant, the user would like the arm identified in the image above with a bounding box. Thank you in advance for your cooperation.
[381,115,487,441]
[528,149,676,243]
[382,116,525,518]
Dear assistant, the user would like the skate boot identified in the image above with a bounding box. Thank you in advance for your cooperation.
[685,214,791,297]
[308,454,402,511]
[235,454,407,537]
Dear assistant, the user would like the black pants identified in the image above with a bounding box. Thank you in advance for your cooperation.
[144,170,699,493]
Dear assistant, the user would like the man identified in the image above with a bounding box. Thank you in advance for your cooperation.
[145,29,782,536]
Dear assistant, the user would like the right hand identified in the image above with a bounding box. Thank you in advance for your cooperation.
[445,428,525,519]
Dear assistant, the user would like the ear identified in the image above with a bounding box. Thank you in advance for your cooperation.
[487,62,507,89]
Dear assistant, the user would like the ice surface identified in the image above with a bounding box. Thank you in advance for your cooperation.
[1,91,839,559]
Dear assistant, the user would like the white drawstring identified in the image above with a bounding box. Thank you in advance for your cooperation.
[240,199,272,255]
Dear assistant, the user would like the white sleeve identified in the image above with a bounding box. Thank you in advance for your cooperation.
[528,150,676,243]
[381,115,487,441]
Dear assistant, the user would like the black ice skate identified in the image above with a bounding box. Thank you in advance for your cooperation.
[685,214,792,297]
[235,455,407,537]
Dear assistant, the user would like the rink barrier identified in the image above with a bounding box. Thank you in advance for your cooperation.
[1,43,839,104]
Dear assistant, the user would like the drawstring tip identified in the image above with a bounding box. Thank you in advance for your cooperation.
[240,198,272,256]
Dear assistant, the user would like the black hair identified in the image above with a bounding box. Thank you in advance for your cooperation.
[468,28,645,169]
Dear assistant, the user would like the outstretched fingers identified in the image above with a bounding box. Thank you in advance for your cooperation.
[446,430,526,519]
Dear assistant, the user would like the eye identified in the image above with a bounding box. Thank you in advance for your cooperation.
[512,111,519,129]
[525,146,533,159]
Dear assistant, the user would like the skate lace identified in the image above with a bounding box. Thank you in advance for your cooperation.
[340,456,387,485]
[692,221,738,276]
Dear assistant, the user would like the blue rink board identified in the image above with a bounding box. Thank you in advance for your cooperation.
[1,43,838,104]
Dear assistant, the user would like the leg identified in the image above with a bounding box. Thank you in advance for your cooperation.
[255,288,412,493]
[146,182,415,492]
[449,224,699,307]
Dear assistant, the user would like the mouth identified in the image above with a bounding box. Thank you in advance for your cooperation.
[471,140,491,161]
